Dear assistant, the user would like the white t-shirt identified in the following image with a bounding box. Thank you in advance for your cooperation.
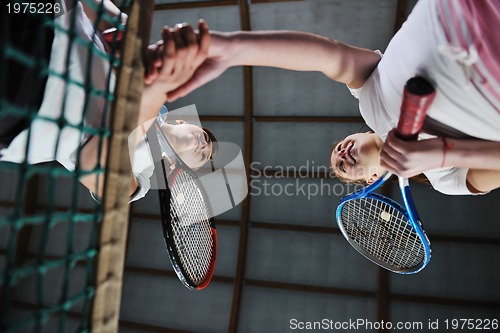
[0,3,148,202]
[348,0,500,195]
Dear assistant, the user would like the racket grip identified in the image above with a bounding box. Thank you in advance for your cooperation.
[396,76,436,141]
[102,27,124,44]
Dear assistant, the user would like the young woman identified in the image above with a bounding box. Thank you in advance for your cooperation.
[166,0,500,195]
[0,0,215,202]
[330,130,500,194]
[126,114,217,202]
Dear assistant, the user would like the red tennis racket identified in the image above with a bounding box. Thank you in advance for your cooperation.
[147,120,217,290]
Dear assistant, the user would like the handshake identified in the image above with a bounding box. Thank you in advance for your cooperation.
[142,20,227,102]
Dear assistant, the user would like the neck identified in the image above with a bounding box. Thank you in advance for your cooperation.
[375,135,384,152]
[161,123,177,147]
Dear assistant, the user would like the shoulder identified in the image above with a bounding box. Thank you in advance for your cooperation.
[346,50,383,97]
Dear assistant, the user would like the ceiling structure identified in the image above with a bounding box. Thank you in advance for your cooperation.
[119,1,500,332]
[1,1,499,333]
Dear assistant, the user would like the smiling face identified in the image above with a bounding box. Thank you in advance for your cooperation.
[330,132,386,184]
[162,121,214,170]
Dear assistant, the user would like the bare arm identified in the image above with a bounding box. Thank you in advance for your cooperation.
[442,138,500,171]
[441,139,500,193]
[381,130,500,193]
[223,31,380,87]
[168,30,381,100]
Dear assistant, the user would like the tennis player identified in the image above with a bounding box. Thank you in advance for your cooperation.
[166,0,500,195]
[330,130,500,194]
[126,105,218,203]
[0,0,216,203]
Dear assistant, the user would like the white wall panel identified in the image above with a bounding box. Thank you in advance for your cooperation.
[245,228,378,290]
[391,302,499,331]
[253,122,364,169]
[410,182,500,239]
[250,0,396,117]
[249,176,350,226]
[391,242,500,301]
[120,273,233,332]
[238,286,377,333]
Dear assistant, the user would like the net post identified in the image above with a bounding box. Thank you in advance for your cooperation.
[90,0,154,332]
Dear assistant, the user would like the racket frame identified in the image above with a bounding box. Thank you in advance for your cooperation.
[335,76,435,274]
[336,172,431,274]
[148,121,218,290]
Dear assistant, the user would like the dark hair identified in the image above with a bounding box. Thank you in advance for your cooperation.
[203,127,218,160]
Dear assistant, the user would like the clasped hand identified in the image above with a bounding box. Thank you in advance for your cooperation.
[144,20,211,102]
[380,129,445,178]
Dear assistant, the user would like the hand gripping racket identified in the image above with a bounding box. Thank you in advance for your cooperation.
[336,76,436,274]
[146,119,217,290]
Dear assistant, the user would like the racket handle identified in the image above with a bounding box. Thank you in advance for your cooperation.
[396,76,436,141]
[102,27,124,44]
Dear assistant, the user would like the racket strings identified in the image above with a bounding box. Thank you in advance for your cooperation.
[340,197,425,270]
[170,171,214,285]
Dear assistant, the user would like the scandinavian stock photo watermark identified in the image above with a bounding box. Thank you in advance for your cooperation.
[249,161,364,200]
[129,104,377,214]
[128,104,248,218]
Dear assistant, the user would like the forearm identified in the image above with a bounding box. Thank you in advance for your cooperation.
[440,138,500,193]
[216,30,380,87]
[442,138,500,171]
[137,85,167,127]
[381,130,500,182]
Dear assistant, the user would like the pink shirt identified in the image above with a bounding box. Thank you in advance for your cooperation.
[437,0,500,112]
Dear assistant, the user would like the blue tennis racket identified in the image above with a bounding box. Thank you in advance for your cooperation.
[336,77,436,274]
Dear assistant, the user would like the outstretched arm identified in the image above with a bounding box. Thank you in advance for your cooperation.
[380,129,500,193]
[168,30,381,100]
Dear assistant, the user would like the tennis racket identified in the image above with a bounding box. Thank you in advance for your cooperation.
[336,76,436,274]
[146,120,217,290]
[102,27,124,44]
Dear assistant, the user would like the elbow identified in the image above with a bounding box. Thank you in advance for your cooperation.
[129,177,139,197]
[466,169,500,194]
[466,179,488,194]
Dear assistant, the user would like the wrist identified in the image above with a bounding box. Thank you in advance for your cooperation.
[439,137,480,169]
[209,31,238,67]
[440,137,454,168]
[141,84,167,113]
